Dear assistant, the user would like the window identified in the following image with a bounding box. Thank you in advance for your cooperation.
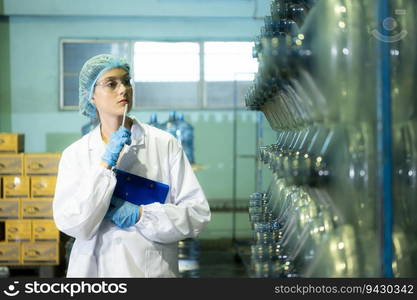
[134,42,200,109]
[61,40,257,110]
[203,42,258,108]
[60,40,130,109]
[134,42,200,82]
[204,42,257,81]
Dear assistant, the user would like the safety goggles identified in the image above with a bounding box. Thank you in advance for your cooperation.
[95,77,133,91]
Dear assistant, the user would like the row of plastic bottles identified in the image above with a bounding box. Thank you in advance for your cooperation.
[248,172,366,278]
[246,0,321,130]
[245,0,382,278]
[389,0,417,278]
[245,0,387,129]
[148,111,195,165]
[249,191,289,278]
[247,0,417,277]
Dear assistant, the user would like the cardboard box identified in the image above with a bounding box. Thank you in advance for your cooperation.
[0,133,24,153]
[0,199,20,219]
[32,220,59,242]
[6,220,31,242]
[0,242,20,265]
[21,242,59,265]
[24,153,61,176]
[3,176,30,198]
[22,198,53,219]
[0,154,24,176]
[30,176,56,198]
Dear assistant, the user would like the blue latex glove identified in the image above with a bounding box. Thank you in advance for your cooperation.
[105,197,140,228]
[102,127,132,167]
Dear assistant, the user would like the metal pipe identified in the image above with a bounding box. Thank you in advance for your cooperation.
[377,0,394,278]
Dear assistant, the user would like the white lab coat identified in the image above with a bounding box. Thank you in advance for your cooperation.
[53,118,211,277]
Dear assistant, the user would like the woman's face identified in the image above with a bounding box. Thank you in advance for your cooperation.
[92,67,133,119]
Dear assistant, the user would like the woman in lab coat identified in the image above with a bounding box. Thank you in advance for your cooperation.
[53,54,211,277]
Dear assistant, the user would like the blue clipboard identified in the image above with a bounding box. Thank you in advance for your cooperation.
[112,168,169,206]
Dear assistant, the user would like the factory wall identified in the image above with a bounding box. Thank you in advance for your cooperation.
[0,15,11,132]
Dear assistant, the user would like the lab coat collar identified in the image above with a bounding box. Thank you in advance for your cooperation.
[130,117,146,147]
[87,117,146,150]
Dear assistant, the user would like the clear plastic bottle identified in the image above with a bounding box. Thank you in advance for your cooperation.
[0,266,10,278]
[148,113,163,129]
[163,111,178,138]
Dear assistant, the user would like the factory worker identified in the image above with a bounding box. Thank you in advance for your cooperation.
[53,54,211,277]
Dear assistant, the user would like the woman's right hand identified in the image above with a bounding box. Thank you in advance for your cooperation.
[101,127,131,167]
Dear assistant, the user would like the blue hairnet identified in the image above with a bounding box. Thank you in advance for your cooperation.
[79,54,131,119]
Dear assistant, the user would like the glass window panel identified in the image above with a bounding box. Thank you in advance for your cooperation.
[206,81,252,108]
[63,75,79,107]
[134,42,200,82]
[61,41,130,109]
[204,42,258,81]
[135,82,198,109]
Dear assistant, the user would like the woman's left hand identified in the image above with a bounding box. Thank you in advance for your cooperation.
[104,197,140,228]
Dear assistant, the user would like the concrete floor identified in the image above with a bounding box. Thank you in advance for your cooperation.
[3,239,250,278]
[195,239,249,278]
[198,250,247,278]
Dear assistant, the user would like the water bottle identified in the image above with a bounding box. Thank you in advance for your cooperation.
[164,111,178,138]
[178,238,200,278]
[0,266,10,278]
[148,113,163,129]
[176,113,195,164]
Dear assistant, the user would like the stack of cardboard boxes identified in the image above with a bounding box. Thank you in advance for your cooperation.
[0,133,60,266]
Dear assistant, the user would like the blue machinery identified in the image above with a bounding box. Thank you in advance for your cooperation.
[245,0,416,277]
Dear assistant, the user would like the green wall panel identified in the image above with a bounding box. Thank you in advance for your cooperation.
[46,132,81,153]
[0,16,11,132]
